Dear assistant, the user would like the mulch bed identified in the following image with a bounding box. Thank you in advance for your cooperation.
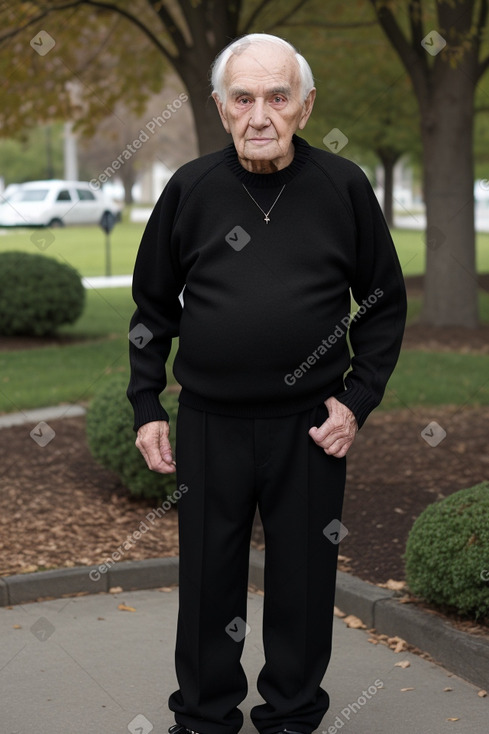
[1,404,488,587]
[1,275,488,632]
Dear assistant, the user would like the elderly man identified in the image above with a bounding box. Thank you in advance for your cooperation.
[128,33,406,734]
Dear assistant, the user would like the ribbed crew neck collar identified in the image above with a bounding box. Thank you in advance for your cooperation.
[224,134,311,188]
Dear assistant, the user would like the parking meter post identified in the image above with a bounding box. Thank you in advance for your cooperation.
[105,232,111,277]
[100,211,117,278]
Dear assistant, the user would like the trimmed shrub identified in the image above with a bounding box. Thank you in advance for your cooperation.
[86,375,179,500]
[0,251,85,336]
[405,482,489,619]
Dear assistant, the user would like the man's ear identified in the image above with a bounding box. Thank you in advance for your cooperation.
[212,92,231,133]
[298,88,316,130]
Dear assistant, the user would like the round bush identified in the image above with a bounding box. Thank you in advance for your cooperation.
[0,251,85,336]
[86,376,179,500]
[405,482,489,618]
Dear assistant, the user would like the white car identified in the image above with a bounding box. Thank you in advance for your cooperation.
[0,180,122,227]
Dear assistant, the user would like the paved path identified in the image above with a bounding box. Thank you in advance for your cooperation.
[0,588,487,734]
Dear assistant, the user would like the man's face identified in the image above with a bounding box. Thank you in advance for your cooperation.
[213,44,316,173]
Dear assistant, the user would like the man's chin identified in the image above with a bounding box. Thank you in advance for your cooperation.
[244,140,279,158]
[238,140,293,172]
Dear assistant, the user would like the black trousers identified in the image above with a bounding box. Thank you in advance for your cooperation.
[169,403,346,734]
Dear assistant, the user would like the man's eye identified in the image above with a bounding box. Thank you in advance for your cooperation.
[237,98,251,105]
[272,96,286,104]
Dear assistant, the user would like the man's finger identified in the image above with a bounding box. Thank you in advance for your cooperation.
[139,443,175,473]
[158,426,175,466]
[323,437,352,458]
[136,420,176,474]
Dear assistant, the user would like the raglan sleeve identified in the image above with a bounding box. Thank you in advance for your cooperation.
[334,168,407,428]
[126,178,185,431]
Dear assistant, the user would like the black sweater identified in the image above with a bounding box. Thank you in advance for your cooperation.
[128,135,407,431]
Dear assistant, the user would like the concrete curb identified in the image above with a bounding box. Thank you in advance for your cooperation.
[1,551,488,689]
[82,275,132,289]
[0,558,179,606]
[0,404,86,430]
[333,566,489,689]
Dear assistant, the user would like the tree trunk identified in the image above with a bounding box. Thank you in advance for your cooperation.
[161,7,236,156]
[119,163,136,205]
[419,64,478,328]
[376,149,399,228]
[187,81,230,154]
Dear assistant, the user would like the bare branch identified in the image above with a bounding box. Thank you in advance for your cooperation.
[0,3,66,43]
[262,0,313,33]
[0,0,177,64]
[155,0,196,52]
[277,19,378,29]
[476,0,489,80]
[84,0,176,61]
[478,53,489,77]
[75,14,122,74]
[408,0,424,49]
[368,0,429,95]
[241,0,276,34]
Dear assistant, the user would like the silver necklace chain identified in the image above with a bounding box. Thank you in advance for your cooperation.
[242,184,286,224]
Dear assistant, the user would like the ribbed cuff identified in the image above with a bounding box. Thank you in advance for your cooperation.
[334,383,378,429]
[128,389,170,432]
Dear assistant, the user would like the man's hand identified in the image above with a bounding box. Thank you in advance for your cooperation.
[135,420,176,474]
[308,397,358,458]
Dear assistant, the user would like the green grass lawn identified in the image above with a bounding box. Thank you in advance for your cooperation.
[0,286,488,414]
[0,288,180,413]
[1,221,489,278]
[1,223,489,414]
[393,228,489,276]
[382,351,489,411]
[0,220,145,277]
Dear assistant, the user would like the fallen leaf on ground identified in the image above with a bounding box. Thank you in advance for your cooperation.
[117,603,136,612]
[109,586,123,594]
[387,635,407,652]
[394,660,411,669]
[444,687,453,692]
[380,579,407,591]
[158,586,174,592]
[13,624,22,629]
[343,614,366,629]
[478,690,487,697]
[446,718,460,722]
[400,687,415,692]
[398,595,415,604]
[334,606,346,618]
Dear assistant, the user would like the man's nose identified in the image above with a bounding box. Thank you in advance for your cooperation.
[250,98,269,128]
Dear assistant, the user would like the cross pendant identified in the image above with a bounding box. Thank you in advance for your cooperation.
[264,215,270,224]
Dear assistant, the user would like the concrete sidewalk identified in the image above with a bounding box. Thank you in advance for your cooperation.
[0,588,487,734]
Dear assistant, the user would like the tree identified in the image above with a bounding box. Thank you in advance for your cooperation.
[2,1,486,327]
[79,77,197,203]
[0,3,167,139]
[0,1,309,154]
[298,19,420,227]
[0,124,65,185]
[0,1,381,153]
[369,0,489,327]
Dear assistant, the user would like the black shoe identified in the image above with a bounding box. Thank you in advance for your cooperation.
[169,726,200,734]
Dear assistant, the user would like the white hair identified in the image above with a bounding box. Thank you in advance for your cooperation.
[211,33,315,103]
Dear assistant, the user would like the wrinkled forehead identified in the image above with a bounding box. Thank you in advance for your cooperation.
[224,45,301,96]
